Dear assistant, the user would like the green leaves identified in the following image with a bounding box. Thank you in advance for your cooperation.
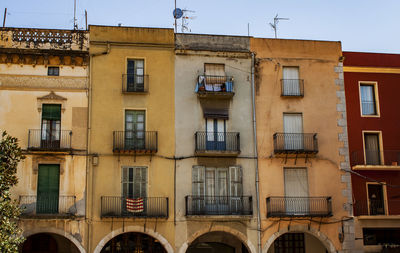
[0,130,25,252]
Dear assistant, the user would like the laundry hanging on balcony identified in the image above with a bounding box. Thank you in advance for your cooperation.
[126,198,144,212]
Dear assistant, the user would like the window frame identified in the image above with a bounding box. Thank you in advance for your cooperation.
[366,182,388,216]
[47,66,60,76]
[359,81,380,117]
[121,166,148,198]
[282,66,302,97]
[362,130,384,166]
[125,57,146,93]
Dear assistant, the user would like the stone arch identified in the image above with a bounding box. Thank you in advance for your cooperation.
[262,225,337,253]
[93,225,173,253]
[178,225,257,253]
[23,227,85,253]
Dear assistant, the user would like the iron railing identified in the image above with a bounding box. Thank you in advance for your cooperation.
[353,199,387,216]
[195,132,240,153]
[351,150,400,167]
[273,133,318,154]
[122,74,149,93]
[113,131,157,153]
[19,195,77,216]
[27,129,72,151]
[266,197,332,217]
[185,196,252,216]
[101,196,168,218]
[196,75,234,93]
[281,79,304,97]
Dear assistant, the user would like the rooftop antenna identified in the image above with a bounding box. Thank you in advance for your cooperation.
[181,9,196,33]
[173,6,183,33]
[73,0,78,30]
[269,14,289,38]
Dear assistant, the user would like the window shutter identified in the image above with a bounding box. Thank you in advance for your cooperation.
[192,166,205,196]
[122,167,128,197]
[133,167,147,198]
[42,104,61,121]
[230,166,242,196]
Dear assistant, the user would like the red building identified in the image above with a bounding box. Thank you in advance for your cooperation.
[344,51,400,252]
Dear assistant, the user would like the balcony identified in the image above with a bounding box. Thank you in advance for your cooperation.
[195,131,240,156]
[273,133,318,154]
[113,131,157,153]
[281,79,304,97]
[354,199,400,216]
[101,196,168,218]
[185,196,252,216]
[195,75,234,99]
[351,150,400,168]
[266,197,332,217]
[27,129,72,152]
[122,74,149,93]
[19,195,77,218]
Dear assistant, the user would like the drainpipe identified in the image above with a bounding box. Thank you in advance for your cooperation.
[251,52,261,253]
[85,42,111,253]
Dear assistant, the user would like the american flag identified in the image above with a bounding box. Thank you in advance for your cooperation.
[126,198,144,213]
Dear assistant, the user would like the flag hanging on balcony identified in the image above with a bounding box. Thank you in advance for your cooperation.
[126,198,144,212]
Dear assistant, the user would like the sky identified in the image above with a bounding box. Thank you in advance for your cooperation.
[2,0,400,53]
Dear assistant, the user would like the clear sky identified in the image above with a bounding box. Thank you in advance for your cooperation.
[2,0,399,53]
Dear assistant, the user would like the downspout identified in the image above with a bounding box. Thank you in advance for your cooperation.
[251,52,261,253]
[86,42,111,253]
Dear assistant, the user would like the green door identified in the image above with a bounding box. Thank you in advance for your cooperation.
[37,164,60,214]
[125,110,145,149]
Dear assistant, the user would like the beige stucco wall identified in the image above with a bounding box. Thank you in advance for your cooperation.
[88,25,175,252]
[174,34,258,252]
[251,38,353,252]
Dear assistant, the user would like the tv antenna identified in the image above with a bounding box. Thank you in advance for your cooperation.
[181,9,196,33]
[269,14,289,38]
[73,0,78,30]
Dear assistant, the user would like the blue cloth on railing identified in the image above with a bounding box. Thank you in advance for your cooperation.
[195,83,200,92]
[225,81,233,92]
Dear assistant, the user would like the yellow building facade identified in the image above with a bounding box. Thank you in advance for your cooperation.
[87,25,176,253]
[0,28,89,252]
[251,38,355,253]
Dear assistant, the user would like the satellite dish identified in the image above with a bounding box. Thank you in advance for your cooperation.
[173,8,183,19]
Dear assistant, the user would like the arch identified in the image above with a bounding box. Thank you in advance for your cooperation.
[93,225,174,253]
[178,225,257,253]
[262,225,337,253]
[23,227,85,253]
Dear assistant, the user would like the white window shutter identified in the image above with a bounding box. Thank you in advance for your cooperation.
[230,166,242,197]
[192,166,205,196]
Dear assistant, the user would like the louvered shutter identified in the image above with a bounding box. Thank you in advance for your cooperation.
[192,166,205,196]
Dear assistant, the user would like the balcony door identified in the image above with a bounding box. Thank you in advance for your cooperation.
[205,168,229,213]
[283,66,300,96]
[125,110,145,150]
[364,133,381,165]
[367,184,385,215]
[127,59,144,92]
[284,168,309,215]
[122,167,147,215]
[283,113,303,150]
[206,118,226,151]
[41,104,61,149]
[37,164,60,214]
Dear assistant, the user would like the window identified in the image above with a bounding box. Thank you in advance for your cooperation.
[360,83,378,116]
[206,118,226,150]
[282,67,302,96]
[363,228,400,245]
[47,67,59,76]
[127,59,144,92]
[364,133,381,165]
[41,104,61,148]
[367,183,386,215]
[202,63,227,91]
[284,168,309,215]
[37,164,60,214]
[283,113,303,150]
[122,167,147,198]
[125,110,145,149]
[274,233,305,253]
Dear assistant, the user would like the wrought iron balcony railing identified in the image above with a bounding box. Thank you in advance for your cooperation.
[281,79,304,97]
[273,133,318,154]
[101,196,168,218]
[19,195,77,216]
[185,196,252,216]
[266,197,332,217]
[353,199,388,216]
[350,150,400,167]
[122,74,149,93]
[113,131,157,153]
[195,75,234,97]
[27,129,72,151]
[195,131,240,154]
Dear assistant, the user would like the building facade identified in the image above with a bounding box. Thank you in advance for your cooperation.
[87,25,176,253]
[0,27,89,252]
[343,52,400,252]
[174,34,258,253]
[251,38,355,253]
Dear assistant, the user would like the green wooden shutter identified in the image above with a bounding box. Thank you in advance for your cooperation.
[37,164,60,214]
[42,104,61,120]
